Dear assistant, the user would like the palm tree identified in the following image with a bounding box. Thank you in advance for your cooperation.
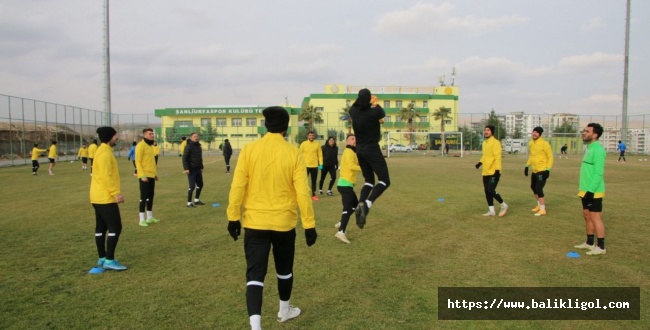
[431,106,452,154]
[298,105,323,132]
[397,103,421,145]
[339,105,352,134]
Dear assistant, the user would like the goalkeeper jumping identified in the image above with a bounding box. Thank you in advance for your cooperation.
[349,88,391,229]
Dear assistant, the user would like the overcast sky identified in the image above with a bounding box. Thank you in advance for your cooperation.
[1,0,648,116]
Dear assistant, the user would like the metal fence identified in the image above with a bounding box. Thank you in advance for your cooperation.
[2,94,649,167]
[0,94,161,167]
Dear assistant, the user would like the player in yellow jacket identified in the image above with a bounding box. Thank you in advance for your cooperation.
[299,131,323,200]
[334,134,362,244]
[88,139,98,175]
[31,143,47,175]
[227,106,317,329]
[525,127,554,216]
[475,125,508,217]
[135,128,159,227]
[90,126,127,271]
[77,143,89,170]
[47,141,57,175]
[179,136,187,158]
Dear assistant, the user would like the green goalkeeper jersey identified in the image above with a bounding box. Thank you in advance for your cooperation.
[579,140,606,198]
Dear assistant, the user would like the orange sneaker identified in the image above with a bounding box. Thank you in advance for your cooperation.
[311,196,319,201]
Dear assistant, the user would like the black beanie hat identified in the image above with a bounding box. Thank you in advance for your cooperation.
[97,126,117,143]
[486,125,496,135]
[263,106,289,133]
[533,126,544,135]
[353,88,372,108]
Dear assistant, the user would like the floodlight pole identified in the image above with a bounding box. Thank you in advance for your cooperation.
[621,0,630,144]
[104,0,112,126]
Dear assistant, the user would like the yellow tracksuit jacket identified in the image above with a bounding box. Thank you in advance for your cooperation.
[299,140,323,168]
[90,143,121,204]
[135,140,157,178]
[31,147,46,160]
[179,140,187,156]
[48,145,57,159]
[227,133,316,231]
[526,137,554,173]
[78,147,89,158]
[88,144,97,158]
[480,136,502,176]
[337,147,361,186]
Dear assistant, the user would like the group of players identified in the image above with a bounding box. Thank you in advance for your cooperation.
[475,122,608,257]
[82,88,608,329]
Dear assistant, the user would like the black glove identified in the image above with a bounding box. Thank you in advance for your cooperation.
[227,221,241,241]
[583,192,594,203]
[524,167,529,177]
[475,162,482,169]
[494,170,501,178]
[544,170,550,179]
[305,228,318,247]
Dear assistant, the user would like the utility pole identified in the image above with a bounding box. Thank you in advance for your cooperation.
[621,0,631,143]
[104,0,112,126]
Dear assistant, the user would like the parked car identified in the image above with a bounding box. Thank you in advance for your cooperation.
[389,144,412,152]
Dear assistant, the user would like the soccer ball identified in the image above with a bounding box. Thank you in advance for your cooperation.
[70,161,74,163]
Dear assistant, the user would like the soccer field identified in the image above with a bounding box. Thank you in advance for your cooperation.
[1,153,648,329]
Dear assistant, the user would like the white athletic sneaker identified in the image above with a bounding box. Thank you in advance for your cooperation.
[335,232,350,244]
[573,242,595,250]
[277,305,301,322]
[482,211,496,216]
[498,203,508,217]
[586,246,606,255]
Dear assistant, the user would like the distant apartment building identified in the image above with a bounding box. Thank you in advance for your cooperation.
[550,113,580,131]
[505,112,542,137]
[628,128,650,154]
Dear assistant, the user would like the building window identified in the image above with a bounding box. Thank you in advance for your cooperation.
[246,118,257,126]
[346,100,351,107]
[444,119,452,125]
[175,121,192,127]
[385,116,391,122]
[231,134,243,137]
[201,118,211,127]
[423,101,428,108]
[383,100,390,108]
[419,116,428,122]
[396,100,402,108]
[315,107,324,124]
[232,118,242,127]
[216,118,226,127]
[246,134,258,138]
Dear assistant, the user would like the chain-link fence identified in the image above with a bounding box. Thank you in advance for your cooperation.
[2,94,649,167]
[0,94,161,167]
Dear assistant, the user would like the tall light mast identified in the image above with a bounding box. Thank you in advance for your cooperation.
[104,0,112,125]
[621,0,631,143]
